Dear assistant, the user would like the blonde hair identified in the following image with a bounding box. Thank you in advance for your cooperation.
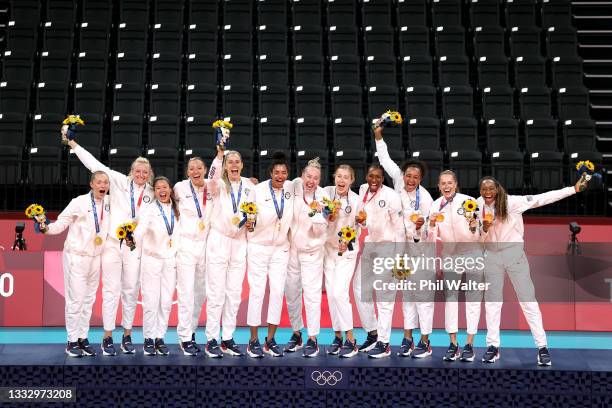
[302,156,322,175]
[129,157,154,184]
[222,150,243,192]
[334,164,355,184]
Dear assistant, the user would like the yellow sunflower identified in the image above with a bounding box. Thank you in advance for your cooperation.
[585,160,594,171]
[212,119,233,129]
[463,199,478,212]
[125,223,135,233]
[386,110,403,125]
[341,226,356,241]
[62,115,85,126]
[116,228,127,240]
[33,205,44,215]
[25,206,33,218]
[575,161,584,171]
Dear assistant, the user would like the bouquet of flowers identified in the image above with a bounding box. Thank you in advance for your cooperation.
[116,222,137,250]
[308,201,320,217]
[322,197,342,222]
[337,226,357,256]
[575,160,601,191]
[392,258,413,280]
[372,110,403,130]
[62,115,85,143]
[240,201,257,231]
[25,203,48,233]
[212,119,233,149]
[356,209,367,227]
[462,199,479,233]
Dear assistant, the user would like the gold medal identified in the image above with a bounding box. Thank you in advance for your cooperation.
[436,213,445,222]
[410,213,419,223]
[168,239,172,248]
[232,215,240,226]
[484,213,494,222]
[94,236,103,246]
[198,220,205,231]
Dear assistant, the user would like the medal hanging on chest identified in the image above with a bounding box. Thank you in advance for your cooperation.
[270,180,284,232]
[230,180,243,228]
[190,181,207,232]
[91,192,103,246]
[156,201,175,248]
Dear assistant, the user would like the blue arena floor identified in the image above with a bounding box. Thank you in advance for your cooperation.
[1,327,610,349]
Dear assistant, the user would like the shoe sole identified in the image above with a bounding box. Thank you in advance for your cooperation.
[339,349,358,358]
[482,355,500,363]
[537,359,552,366]
[460,355,475,362]
[81,349,96,357]
[303,348,319,358]
[143,349,156,355]
[180,347,198,356]
[397,348,414,357]
[284,344,303,353]
[443,353,460,361]
[65,350,83,358]
[247,348,264,358]
[368,351,391,359]
[412,350,433,358]
[263,348,282,357]
[121,345,135,354]
[358,342,377,353]
[155,349,169,356]
[101,346,117,356]
[327,348,340,355]
[221,347,243,357]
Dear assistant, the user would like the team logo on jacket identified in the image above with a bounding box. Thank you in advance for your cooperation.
[284,192,291,199]
[244,188,250,196]
[345,205,352,214]
[378,200,386,208]
[104,204,110,212]
[143,196,151,203]
[206,192,213,200]
[457,207,465,216]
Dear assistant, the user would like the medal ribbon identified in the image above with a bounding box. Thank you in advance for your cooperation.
[130,181,146,219]
[156,201,175,237]
[439,193,456,212]
[269,180,284,221]
[90,191,101,234]
[189,181,206,219]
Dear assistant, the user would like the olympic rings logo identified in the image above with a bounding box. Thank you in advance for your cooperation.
[310,370,343,386]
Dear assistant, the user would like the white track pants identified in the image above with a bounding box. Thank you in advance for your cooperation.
[140,255,176,339]
[176,239,207,342]
[246,242,290,327]
[205,230,247,342]
[324,246,357,333]
[101,238,141,332]
[285,245,324,337]
[484,250,547,348]
[63,252,101,342]
[444,258,485,335]
[401,268,436,335]
[352,252,378,335]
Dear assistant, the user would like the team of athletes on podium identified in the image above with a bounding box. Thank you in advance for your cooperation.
[37,123,587,367]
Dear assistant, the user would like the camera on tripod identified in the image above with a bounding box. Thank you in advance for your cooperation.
[12,222,27,251]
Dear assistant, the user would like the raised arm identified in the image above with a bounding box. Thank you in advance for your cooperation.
[208,147,224,180]
[374,127,403,190]
[67,140,126,183]
[511,185,579,214]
